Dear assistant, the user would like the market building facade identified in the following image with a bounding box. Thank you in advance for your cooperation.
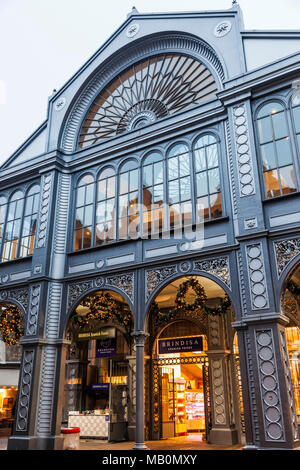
[1,3,300,450]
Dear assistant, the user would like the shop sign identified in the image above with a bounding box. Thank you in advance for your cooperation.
[158,336,203,354]
[76,327,116,342]
[96,336,117,357]
[89,383,110,391]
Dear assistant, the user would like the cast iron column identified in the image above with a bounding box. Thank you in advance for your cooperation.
[131,331,149,450]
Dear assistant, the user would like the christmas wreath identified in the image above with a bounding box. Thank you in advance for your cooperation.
[72,291,133,332]
[0,304,24,346]
[150,278,231,322]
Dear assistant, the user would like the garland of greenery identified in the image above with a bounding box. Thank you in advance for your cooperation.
[72,291,133,332]
[150,278,231,323]
[0,304,24,346]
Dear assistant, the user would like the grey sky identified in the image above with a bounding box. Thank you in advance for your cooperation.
[0,0,299,166]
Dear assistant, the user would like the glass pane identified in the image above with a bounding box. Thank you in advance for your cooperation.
[15,199,24,219]
[180,176,191,201]
[143,165,152,187]
[96,202,106,223]
[7,201,16,221]
[152,208,163,231]
[195,134,216,148]
[75,207,84,228]
[22,216,31,236]
[119,195,128,218]
[210,193,222,219]
[181,201,192,226]
[168,157,178,180]
[194,148,206,172]
[128,215,139,238]
[30,218,37,237]
[106,198,115,221]
[0,205,6,224]
[197,196,209,221]
[106,176,115,198]
[74,229,82,251]
[276,138,292,167]
[78,174,94,186]
[196,172,208,197]
[95,223,105,245]
[10,191,23,202]
[129,169,138,191]
[264,169,281,199]
[119,172,128,194]
[119,218,128,240]
[257,117,273,143]
[207,143,218,168]
[83,227,92,249]
[0,196,7,205]
[170,203,180,228]
[85,184,95,205]
[24,196,33,216]
[261,143,277,171]
[128,191,138,215]
[272,112,288,139]
[99,168,114,179]
[153,161,163,184]
[5,222,13,240]
[279,165,297,195]
[144,152,162,165]
[121,160,137,172]
[13,219,21,238]
[169,179,180,204]
[169,143,188,158]
[84,204,93,226]
[33,194,40,213]
[97,181,106,201]
[153,184,164,204]
[257,102,283,119]
[179,153,190,177]
[208,168,220,193]
[292,106,300,134]
[143,187,153,209]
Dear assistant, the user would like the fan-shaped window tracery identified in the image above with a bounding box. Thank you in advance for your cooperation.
[78,54,218,149]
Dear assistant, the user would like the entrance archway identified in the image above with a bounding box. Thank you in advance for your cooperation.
[281,261,300,429]
[0,302,24,438]
[61,288,134,442]
[146,274,243,446]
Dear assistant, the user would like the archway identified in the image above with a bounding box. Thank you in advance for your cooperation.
[281,261,300,428]
[0,302,24,438]
[145,274,243,446]
[61,288,134,442]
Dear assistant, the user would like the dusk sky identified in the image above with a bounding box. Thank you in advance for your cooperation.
[0,0,299,166]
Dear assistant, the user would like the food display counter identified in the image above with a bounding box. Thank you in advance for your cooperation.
[68,412,109,439]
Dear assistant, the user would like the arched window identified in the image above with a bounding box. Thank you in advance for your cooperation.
[118,161,139,240]
[193,135,222,221]
[1,191,24,262]
[142,152,164,236]
[73,174,95,251]
[167,143,192,229]
[19,185,40,257]
[291,93,300,151]
[96,168,116,245]
[256,102,296,198]
[0,196,7,256]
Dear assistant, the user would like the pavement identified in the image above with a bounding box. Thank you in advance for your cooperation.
[0,434,243,451]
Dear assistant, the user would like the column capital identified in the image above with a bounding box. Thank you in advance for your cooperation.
[131,331,149,346]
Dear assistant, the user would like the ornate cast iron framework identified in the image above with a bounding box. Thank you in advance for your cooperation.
[78,53,218,148]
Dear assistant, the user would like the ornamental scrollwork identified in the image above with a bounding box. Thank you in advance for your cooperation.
[193,256,231,290]
[67,280,94,309]
[274,238,300,278]
[106,273,134,303]
[145,265,178,301]
[0,287,29,313]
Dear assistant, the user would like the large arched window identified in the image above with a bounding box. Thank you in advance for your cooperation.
[78,54,218,149]
[291,93,300,151]
[19,185,40,257]
[96,168,116,245]
[0,196,7,256]
[167,143,192,229]
[73,174,95,251]
[1,191,24,262]
[256,102,296,199]
[142,152,164,236]
[118,161,139,240]
[193,134,222,221]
